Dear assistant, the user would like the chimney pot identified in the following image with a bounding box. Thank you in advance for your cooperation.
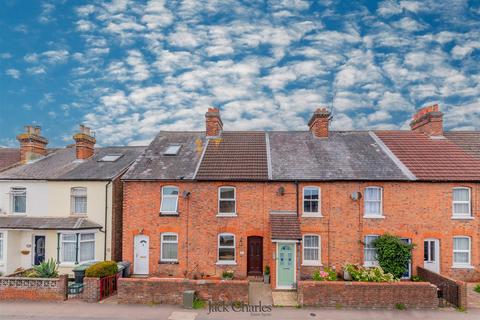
[73,125,96,160]
[308,107,331,138]
[205,108,223,137]
[17,125,48,163]
[410,104,443,136]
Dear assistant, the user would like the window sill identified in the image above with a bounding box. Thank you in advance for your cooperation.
[451,216,474,220]
[216,261,237,266]
[302,214,323,218]
[216,214,237,217]
[7,213,27,216]
[451,264,474,269]
[70,213,87,217]
[159,261,179,264]
[363,215,385,219]
[302,262,323,267]
[160,212,180,216]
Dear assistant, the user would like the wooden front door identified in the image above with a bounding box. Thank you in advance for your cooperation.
[247,236,263,276]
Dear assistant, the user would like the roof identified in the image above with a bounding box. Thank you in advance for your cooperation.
[0,216,102,230]
[268,131,410,181]
[445,131,480,160]
[195,132,269,181]
[0,146,145,180]
[0,148,20,172]
[270,213,301,240]
[123,132,205,180]
[376,131,480,181]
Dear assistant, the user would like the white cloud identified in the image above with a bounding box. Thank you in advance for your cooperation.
[5,69,20,79]
[393,17,426,32]
[0,52,12,59]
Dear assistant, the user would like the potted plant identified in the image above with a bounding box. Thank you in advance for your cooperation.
[264,265,270,284]
[222,270,234,280]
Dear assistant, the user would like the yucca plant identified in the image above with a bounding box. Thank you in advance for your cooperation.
[33,258,59,278]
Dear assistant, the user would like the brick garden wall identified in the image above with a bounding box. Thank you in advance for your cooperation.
[298,280,438,309]
[418,267,468,309]
[117,277,249,305]
[0,274,68,301]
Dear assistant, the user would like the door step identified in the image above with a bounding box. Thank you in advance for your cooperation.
[272,291,298,307]
[247,276,263,282]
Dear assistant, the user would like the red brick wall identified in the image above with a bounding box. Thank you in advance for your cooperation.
[0,274,68,301]
[111,176,124,262]
[80,277,101,302]
[117,277,248,304]
[123,180,480,285]
[298,280,438,308]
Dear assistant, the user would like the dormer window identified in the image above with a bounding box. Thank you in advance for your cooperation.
[99,154,123,162]
[164,144,181,156]
[10,187,26,214]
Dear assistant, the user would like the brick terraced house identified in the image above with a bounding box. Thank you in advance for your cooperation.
[122,106,480,290]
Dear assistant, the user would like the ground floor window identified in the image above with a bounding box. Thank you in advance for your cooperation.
[218,233,235,264]
[303,235,321,265]
[59,232,95,264]
[161,233,178,262]
[453,236,471,267]
[363,235,379,267]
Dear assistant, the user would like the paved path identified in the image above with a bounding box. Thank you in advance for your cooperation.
[1,301,480,320]
[467,283,480,309]
[248,282,273,306]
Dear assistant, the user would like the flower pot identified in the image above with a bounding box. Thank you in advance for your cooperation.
[343,270,352,281]
[264,274,270,284]
[20,250,30,255]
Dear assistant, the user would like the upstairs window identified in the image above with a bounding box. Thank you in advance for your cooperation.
[71,187,87,214]
[364,235,379,267]
[160,186,179,214]
[303,187,320,216]
[218,187,236,216]
[452,187,471,218]
[218,233,235,264]
[364,187,383,217]
[453,236,471,268]
[10,187,26,214]
[161,233,178,262]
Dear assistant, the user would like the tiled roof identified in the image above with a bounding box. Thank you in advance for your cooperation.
[123,132,205,180]
[375,131,480,181]
[0,148,20,171]
[268,131,410,181]
[270,213,301,240]
[445,131,480,160]
[0,146,145,180]
[195,131,269,181]
[0,216,102,230]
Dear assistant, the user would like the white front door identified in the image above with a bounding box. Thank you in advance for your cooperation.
[424,238,440,273]
[134,235,149,275]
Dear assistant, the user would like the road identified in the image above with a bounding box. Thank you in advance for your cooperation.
[0,301,479,320]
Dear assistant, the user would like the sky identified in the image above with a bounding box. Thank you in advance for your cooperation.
[0,0,479,147]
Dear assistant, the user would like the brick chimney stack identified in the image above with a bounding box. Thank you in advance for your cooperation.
[410,104,443,136]
[73,125,96,160]
[16,125,48,163]
[308,108,331,138]
[205,108,223,137]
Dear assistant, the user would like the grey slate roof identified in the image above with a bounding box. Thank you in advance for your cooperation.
[0,146,145,180]
[268,131,410,181]
[0,216,102,230]
[122,131,206,180]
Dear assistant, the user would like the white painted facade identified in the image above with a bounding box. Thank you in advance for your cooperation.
[0,180,113,275]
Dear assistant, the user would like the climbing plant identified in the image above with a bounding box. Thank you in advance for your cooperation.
[373,234,414,279]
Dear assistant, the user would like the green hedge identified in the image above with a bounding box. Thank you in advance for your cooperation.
[85,261,118,278]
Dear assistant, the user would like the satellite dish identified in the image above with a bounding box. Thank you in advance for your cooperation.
[351,191,362,201]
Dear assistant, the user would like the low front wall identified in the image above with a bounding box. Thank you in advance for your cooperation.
[298,281,438,309]
[118,277,249,305]
[418,267,467,309]
[0,274,68,301]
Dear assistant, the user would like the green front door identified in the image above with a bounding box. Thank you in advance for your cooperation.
[277,243,295,288]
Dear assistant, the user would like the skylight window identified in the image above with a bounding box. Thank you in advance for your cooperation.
[99,154,123,162]
[164,144,181,156]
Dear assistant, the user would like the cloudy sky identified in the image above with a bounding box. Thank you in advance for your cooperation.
[0,0,479,147]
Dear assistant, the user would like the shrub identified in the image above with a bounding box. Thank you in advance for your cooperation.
[312,267,337,281]
[222,270,234,279]
[264,265,270,275]
[373,234,414,279]
[33,258,58,278]
[85,261,118,278]
[411,275,424,282]
[343,264,396,282]
[474,284,480,293]
[395,303,406,310]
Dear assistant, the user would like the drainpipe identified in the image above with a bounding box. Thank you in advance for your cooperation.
[186,192,190,276]
[295,180,299,217]
[103,180,112,261]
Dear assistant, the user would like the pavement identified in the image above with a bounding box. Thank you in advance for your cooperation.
[1,301,480,320]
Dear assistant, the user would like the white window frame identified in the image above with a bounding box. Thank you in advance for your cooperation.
[303,187,321,216]
[218,187,236,216]
[452,187,472,219]
[59,232,96,265]
[10,187,27,214]
[364,235,379,267]
[0,232,4,262]
[364,186,383,218]
[70,187,87,215]
[160,232,178,262]
[217,233,236,265]
[160,186,179,214]
[452,236,472,268]
[302,234,321,266]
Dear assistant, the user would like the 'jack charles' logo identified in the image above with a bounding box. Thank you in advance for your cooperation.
[208,301,272,316]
